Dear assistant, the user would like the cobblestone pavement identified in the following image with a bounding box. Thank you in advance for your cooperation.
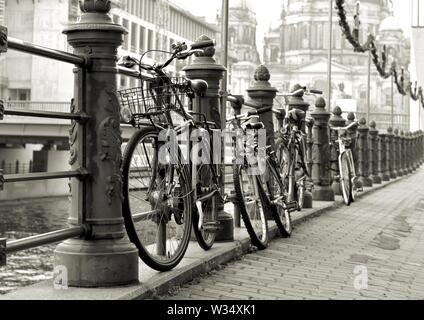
[162,168,424,300]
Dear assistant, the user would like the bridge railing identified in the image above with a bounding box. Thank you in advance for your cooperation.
[1,2,142,286]
[0,26,89,267]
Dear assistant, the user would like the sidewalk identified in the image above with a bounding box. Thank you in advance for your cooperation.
[162,168,424,300]
[1,169,419,300]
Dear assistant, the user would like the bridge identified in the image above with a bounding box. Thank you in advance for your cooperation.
[1,0,424,302]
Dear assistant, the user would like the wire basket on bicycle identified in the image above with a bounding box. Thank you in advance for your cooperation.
[118,77,192,126]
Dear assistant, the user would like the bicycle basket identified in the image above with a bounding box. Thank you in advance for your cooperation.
[118,77,191,124]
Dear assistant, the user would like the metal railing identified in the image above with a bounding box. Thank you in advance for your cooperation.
[0,27,89,266]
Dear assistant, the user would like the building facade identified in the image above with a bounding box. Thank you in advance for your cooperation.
[216,0,261,95]
[0,0,217,102]
[263,0,411,131]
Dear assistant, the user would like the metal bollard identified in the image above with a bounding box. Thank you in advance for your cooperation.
[357,118,373,187]
[305,117,315,208]
[54,1,139,287]
[413,132,418,171]
[378,131,390,182]
[369,121,381,184]
[310,97,334,201]
[287,84,312,208]
[394,129,402,177]
[406,132,413,174]
[183,35,233,241]
[329,106,346,195]
[399,131,406,175]
[246,65,277,148]
[387,127,397,179]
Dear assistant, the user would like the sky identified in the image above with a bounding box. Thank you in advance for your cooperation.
[171,0,412,59]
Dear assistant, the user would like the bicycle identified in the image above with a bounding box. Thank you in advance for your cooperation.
[118,39,228,271]
[117,39,270,270]
[226,95,293,239]
[330,121,360,205]
[226,95,274,249]
[274,87,322,213]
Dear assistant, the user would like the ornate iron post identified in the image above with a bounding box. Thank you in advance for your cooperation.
[310,97,334,201]
[369,121,381,184]
[387,127,396,179]
[329,106,346,195]
[304,117,315,208]
[399,131,406,175]
[406,132,413,174]
[183,35,233,241]
[54,0,139,287]
[287,84,312,208]
[357,118,372,187]
[246,65,277,148]
[413,131,418,171]
[378,131,389,181]
[394,129,402,177]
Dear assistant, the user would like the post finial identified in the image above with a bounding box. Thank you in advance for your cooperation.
[79,0,111,13]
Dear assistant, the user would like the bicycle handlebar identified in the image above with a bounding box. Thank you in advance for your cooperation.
[247,106,272,116]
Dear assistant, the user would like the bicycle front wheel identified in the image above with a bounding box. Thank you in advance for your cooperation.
[122,126,192,271]
[339,152,353,206]
[233,163,269,249]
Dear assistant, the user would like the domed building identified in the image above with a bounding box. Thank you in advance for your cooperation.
[263,0,411,131]
[217,0,261,95]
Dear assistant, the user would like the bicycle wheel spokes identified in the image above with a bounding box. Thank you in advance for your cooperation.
[123,128,192,271]
[193,164,216,250]
[233,164,269,249]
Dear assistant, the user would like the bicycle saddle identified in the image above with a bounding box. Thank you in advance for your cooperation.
[246,122,264,130]
[288,108,305,121]
[189,79,208,96]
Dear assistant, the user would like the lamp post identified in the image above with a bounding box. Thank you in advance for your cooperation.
[367,44,371,124]
[327,0,333,111]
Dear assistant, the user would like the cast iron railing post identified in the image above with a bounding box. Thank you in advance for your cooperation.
[357,118,372,187]
[310,97,334,201]
[183,35,233,241]
[369,121,381,184]
[329,106,346,195]
[54,0,138,287]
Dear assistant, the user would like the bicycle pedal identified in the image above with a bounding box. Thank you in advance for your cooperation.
[356,187,363,192]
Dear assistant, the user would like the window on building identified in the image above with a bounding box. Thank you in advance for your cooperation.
[122,19,129,50]
[9,89,31,101]
[131,22,137,52]
[139,26,145,54]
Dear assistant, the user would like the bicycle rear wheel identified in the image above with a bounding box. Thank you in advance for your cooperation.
[192,162,217,251]
[339,152,353,206]
[122,126,192,271]
[266,156,292,238]
[233,163,269,249]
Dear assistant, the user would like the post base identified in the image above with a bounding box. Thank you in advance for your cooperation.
[381,173,390,181]
[331,181,342,196]
[397,170,404,177]
[312,185,335,202]
[303,190,313,209]
[215,209,234,242]
[54,238,139,288]
[390,172,397,179]
[358,176,373,188]
[371,175,382,184]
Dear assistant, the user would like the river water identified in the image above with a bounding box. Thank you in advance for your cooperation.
[0,197,69,295]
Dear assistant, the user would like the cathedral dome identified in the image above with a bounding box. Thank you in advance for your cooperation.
[379,15,402,33]
[230,0,253,10]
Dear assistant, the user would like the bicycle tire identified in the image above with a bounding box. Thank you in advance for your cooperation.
[122,126,192,271]
[266,156,292,237]
[233,163,269,249]
[192,160,217,251]
[339,152,352,206]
